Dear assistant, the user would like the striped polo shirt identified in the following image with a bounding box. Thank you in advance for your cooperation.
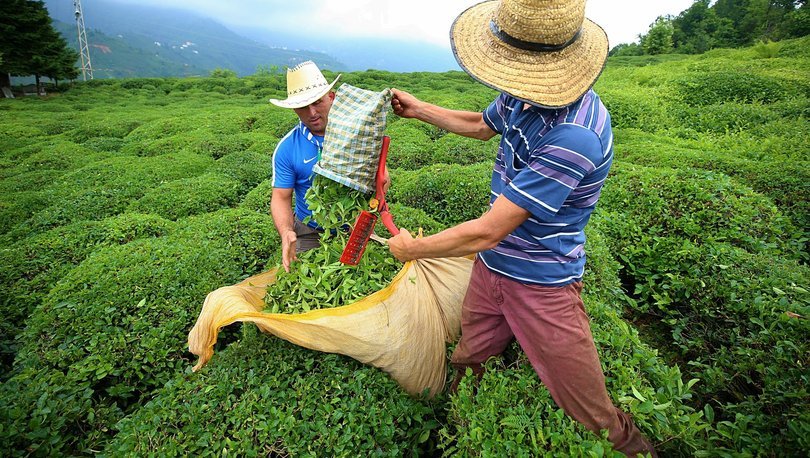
[479,90,614,286]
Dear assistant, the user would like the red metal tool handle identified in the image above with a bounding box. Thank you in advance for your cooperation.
[375,136,399,235]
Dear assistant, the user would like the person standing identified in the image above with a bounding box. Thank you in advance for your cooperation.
[269,61,340,272]
[387,0,657,455]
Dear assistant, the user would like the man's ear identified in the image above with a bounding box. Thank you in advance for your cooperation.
[328,91,336,102]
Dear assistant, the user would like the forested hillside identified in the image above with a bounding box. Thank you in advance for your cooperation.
[0,36,807,456]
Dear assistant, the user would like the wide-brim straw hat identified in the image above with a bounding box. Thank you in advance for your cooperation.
[269,61,341,109]
[450,0,609,108]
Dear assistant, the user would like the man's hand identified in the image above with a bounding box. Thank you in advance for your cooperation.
[281,229,298,272]
[391,89,421,119]
[388,228,414,262]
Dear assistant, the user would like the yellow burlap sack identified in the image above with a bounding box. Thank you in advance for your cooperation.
[188,256,473,397]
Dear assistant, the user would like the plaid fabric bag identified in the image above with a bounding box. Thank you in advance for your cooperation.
[314,84,393,194]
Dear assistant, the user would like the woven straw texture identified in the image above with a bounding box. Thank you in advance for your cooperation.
[269,61,340,109]
[314,84,393,193]
[450,0,608,108]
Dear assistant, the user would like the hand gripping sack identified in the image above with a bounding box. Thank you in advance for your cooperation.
[188,256,473,397]
[313,84,393,193]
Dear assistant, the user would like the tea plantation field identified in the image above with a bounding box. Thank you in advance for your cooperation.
[1,37,808,456]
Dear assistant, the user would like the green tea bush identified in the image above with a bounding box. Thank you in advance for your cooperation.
[677,102,775,134]
[383,202,447,237]
[597,164,809,454]
[599,88,675,132]
[250,105,300,138]
[213,150,271,193]
[614,130,810,247]
[674,72,791,106]
[239,179,273,213]
[442,296,711,456]
[430,134,498,166]
[121,131,254,159]
[2,208,279,455]
[0,212,174,377]
[12,140,110,174]
[0,191,50,236]
[388,162,492,226]
[81,136,127,153]
[129,172,242,220]
[4,152,214,240]
[385,119,434,170]
[599,164,800,257]
[108,329,442,457]
[0,169,62,194]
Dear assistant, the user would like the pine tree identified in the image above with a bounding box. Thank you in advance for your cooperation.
[0,0,79,92]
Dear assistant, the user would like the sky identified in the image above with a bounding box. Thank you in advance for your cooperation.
[115,0,697,48]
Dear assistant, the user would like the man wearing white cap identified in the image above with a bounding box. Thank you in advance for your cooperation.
[388,0,657,456]
[269,61,340,273]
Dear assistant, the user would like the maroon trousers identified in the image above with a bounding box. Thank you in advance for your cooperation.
[450,260,656,457]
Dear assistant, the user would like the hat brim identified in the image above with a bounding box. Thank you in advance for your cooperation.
[450,1,608,108]
[269,74,341,109]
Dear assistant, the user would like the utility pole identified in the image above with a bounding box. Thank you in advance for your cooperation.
[74,0,93,80]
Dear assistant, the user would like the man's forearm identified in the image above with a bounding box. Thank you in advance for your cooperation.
[413,104,495,141]
[270,199,295,235]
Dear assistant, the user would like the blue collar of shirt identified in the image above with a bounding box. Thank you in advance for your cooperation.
[297,122,323,149]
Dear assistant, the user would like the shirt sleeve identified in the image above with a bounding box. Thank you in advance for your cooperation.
[482,93,508,134]
[271,138,296,188]
[503,124,603,220]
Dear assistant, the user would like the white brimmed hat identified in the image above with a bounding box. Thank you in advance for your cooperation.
[269,61,341,109]
[450,0,609,108]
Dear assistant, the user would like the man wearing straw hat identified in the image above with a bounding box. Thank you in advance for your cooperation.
[388,0,657,455]
[269,61,340,273]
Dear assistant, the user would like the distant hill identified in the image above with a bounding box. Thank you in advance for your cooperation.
[44,0,345,78]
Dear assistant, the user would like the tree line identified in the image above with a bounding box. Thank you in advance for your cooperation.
[0,0,79,92]
[611,0,809,56]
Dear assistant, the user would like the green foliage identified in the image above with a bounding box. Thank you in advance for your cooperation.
[266,176,400,314]
[107,330,441,457]
[1,208,279,455]
[641,17,675,55]
[129,172,242,220]
[209,68,238,78]
[0,47,807,456]
[674,71,792,105]
[597,163,809,454]
[388,163,492,225]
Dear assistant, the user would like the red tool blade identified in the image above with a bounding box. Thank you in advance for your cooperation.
[339,211,378,265]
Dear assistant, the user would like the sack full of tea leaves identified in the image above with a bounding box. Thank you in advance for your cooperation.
[187,255,473,397]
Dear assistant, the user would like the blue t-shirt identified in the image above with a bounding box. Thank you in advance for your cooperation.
[271,122,323,228]
[479,90,614,286]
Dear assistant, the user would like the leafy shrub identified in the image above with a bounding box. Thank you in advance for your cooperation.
[677,102,775,134]
[385,119,434,170]
[443,297,711,456]
[597,164,809,454]
[4,153,214,240]
[0,213,174,377]
[213,150,271,193]
[3,209,279,455]
[0,191,50,236]
[239,179,273,213]
[129,172,242,220]
[387,162,492,226]
[81,136,126,153]
[121,131,254,159]
[108,330,442,457]
[430,134,498,166]
[674,72,791,106]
